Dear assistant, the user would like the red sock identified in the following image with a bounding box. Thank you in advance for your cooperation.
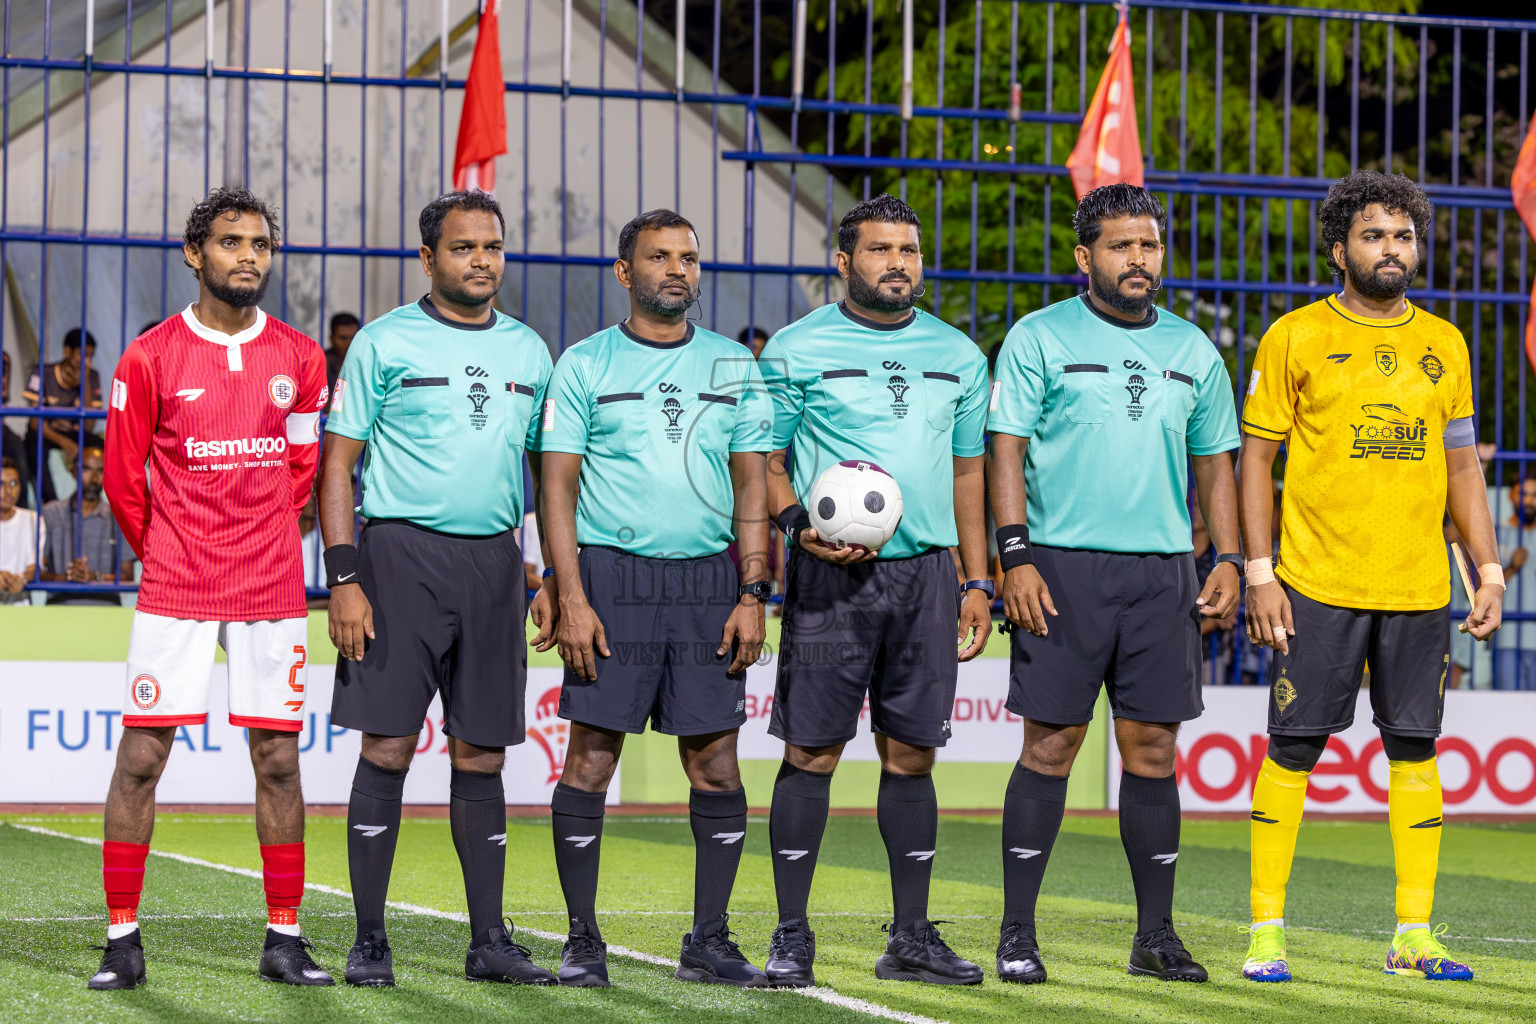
[103,841,150,927]
[260,843,305,928]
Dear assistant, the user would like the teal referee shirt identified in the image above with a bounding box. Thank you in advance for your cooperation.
[988,294,1239,554]
[759,301,989,560]
[325,297,553,535]
[538,322,773,559]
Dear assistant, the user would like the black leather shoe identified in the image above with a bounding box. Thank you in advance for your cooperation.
[874,920,984,985]
[1128,921,1209,982]
[260,933,335,986]
[996,921,1047,984]
[88,933,146,990]
[559,920,610,988]
[344,933,394,987]
[676,914,769,987]
[764,918,817,988]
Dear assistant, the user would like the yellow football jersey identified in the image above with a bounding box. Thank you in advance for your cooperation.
[1242,296,1473,611]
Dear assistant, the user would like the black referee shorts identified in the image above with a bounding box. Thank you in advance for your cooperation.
[1007,545,1203,726]
[1268,582,1449,738]
[769,547,960,749]
[330,519,529,748]
[558,545,748,737]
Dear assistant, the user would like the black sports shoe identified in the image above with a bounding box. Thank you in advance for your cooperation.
[559,921,610,988]
[260,932,335,986]
[764,918,817,988]
[874,919,984,985]
[344,933,395,987]
[1128,921,1208,982]
[996,921,1047,984]
[88,933,146,990]
[676,914,769,987]
[465,918,556,985]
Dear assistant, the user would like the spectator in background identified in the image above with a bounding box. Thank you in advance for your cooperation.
[2,352,35,508]
[39,444,136,605]
[1447,442,1499,690]
[737,325,769,359]
[23,328,104,504]
[0,456,42,604]
[325,312,361,399]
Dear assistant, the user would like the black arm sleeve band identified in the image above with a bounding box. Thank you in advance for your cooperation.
[776,504,813,549]
[323,544,361,589]
[995,524,1034,571]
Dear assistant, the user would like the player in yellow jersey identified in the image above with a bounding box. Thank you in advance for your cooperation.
[1237,171,1504,983]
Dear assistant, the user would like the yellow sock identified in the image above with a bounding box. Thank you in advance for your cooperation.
[1389,757,1442,926]
[1250,757,1310,923]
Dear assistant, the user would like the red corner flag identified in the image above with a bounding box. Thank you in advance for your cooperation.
[1514,112,1536,377]
[1065,13,1143,199]
[453,1,507,194]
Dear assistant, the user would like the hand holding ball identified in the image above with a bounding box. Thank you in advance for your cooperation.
[805,461,903,555]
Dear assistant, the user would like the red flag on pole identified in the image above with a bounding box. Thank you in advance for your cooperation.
[1514,112,1536,378]
[453,1,507,195]
[1065,12,1144,199]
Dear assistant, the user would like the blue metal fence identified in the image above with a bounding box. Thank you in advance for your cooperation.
[1,1,1533,687]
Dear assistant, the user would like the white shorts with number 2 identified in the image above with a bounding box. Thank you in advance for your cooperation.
[123,612,308,732]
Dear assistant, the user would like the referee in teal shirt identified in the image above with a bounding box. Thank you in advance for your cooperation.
[320,191,556,989]
[537,210,772,989]
[986,183,1241,986]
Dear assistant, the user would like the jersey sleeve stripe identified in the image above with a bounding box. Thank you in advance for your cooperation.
[1241,418,1288,439]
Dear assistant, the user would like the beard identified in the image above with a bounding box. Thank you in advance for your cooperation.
[435,272,502,309]
[204,267,269,308]
[1089,262,1161,317]
[81,482,102,502]
[634,277,699,317]
[1343,246,1417,302]
[846,269,922,313]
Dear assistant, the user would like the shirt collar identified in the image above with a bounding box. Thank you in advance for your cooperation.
[180,304,267,371]
[1079,292,1158,330]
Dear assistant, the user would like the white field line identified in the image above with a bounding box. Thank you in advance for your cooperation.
[8,822,948,1024]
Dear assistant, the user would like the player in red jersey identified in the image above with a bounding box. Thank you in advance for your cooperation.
[91,188,333,989]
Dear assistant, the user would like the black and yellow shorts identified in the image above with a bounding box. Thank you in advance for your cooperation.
[1268,582,1449,739]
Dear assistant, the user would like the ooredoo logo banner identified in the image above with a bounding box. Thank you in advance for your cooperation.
[1109,688,1536,813]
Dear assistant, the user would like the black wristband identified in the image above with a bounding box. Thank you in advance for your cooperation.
[996,524,1034,571]
[324,544,362,588]
[776,504,813,549]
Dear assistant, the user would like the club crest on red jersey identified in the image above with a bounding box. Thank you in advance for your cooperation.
[268,374,297,409]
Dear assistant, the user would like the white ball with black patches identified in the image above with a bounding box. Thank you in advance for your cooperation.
[806,460,904,553]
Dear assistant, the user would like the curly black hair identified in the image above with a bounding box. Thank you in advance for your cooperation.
[1072,183,1166,247]
[1319,170,1432,281]
[419,190,506,253]
[837,193,922,255]
[182,187,282,274]
[617,209,697,263]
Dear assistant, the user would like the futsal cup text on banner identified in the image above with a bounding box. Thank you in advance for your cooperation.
[0,662,618,806]
[1108,687,1536,814]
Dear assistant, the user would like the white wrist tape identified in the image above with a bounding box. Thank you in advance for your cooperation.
[1245,557,1276,586]
[1479,563,1506,589]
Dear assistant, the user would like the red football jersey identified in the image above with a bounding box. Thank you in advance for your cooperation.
[105,306,327,620]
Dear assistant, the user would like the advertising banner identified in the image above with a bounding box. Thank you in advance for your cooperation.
[1108,687,1536,814]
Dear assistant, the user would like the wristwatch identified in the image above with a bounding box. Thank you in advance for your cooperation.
[738,580,773,603]
[1214,553,1244,575]
[961,579,995,599]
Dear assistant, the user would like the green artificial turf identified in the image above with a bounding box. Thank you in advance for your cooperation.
[1,813,1531,1024]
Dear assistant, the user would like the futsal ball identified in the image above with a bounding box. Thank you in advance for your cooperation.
[806,460,903,553]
